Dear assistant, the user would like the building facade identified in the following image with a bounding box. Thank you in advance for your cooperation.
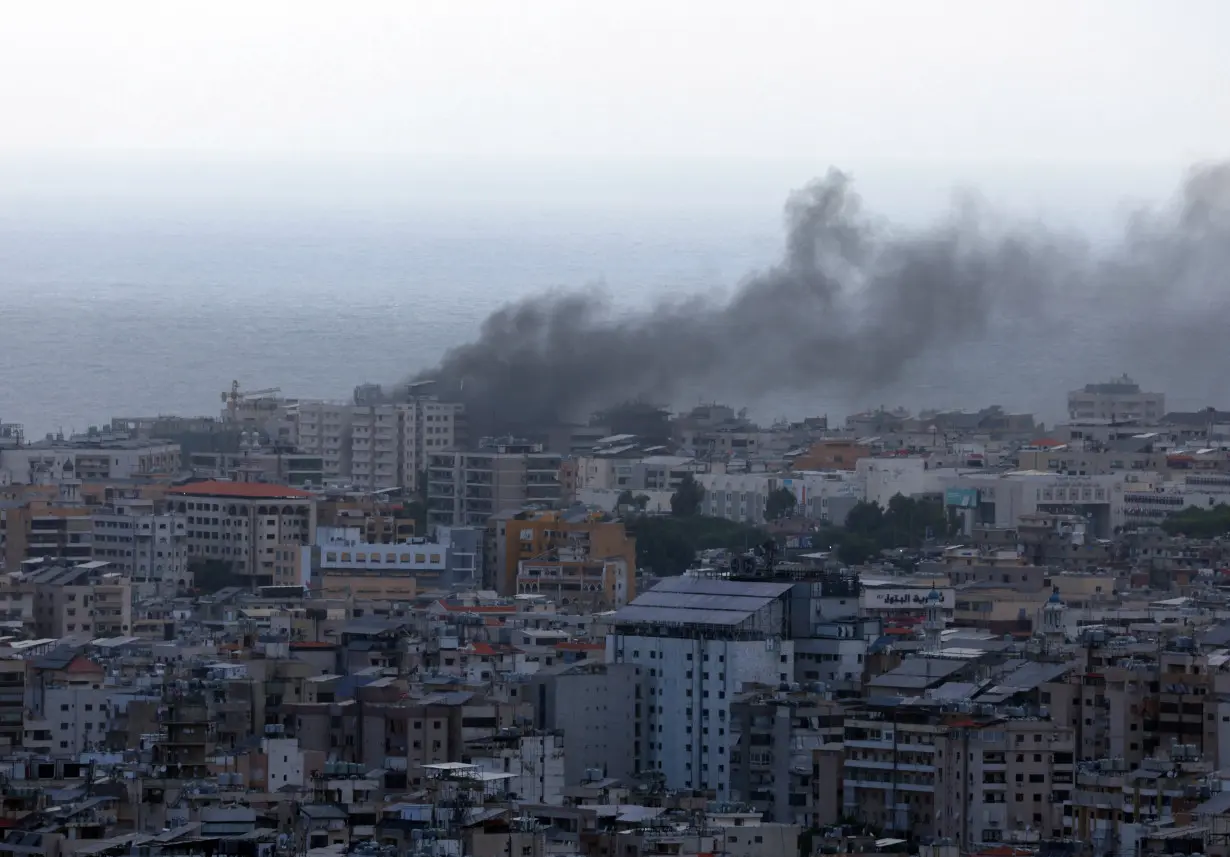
[165,481,316,589]
[607,577,796,798]
[427,442,562,528]
[1067,376,1165,422]
[92,499,189,598]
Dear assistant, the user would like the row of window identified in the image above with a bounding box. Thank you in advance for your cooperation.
[325,551,440,564]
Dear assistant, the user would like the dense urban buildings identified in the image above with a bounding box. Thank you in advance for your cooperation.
[2,376,1230,857]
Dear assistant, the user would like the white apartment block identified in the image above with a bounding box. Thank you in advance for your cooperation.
[0,439,180,485]
[92,500,190,598]
[1067,376,1164,422]
[350,404,401,491]
[574,455,705,494]
[165,481,316,589]
[942,471,1126,537]
[293,398,464,491]
[293,401,353,481]
[400,399,465,491]
[698,471,863,524]
[608,578,796,799]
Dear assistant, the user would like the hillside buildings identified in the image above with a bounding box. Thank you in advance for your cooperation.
[6,377,1230,856]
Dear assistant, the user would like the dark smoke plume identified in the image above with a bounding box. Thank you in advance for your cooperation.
[409,163,1230,438]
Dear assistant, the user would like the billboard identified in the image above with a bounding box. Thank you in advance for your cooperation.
[861,587,955,611]
[945,487,980,508]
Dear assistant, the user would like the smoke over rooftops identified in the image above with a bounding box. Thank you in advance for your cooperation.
[404,162,1230,438]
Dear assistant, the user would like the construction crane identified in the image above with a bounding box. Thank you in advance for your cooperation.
[220,380,282,422]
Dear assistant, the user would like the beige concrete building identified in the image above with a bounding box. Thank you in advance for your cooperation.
[294,400,353,481]
[937,718,1076,846]
[166,480,316,589]
[26,560,132,638]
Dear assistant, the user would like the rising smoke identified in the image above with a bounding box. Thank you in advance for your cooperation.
[408,163,1230,439]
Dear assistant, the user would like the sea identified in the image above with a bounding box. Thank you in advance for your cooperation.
[0,155,1220,436]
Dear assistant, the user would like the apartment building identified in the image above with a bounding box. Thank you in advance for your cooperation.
[349,404,401,491]
[316,493,428,548]
[306,524,482,598]
[92,498,189,598]
[1067,753,1214,857]
[25,561,132,638]
[1067,376,1165,422]
[0,503,93,569]
[489,509,636,603]
[841,698,947,837]
[23,651,109,758]
[0,437,179,485]
[189,447,325,487]
[293,401,353,481]
[400,399,465,491]
[0,573,36,634]
[427,441,562,528]
[0,659,25,754]
[574,454,705,494]
[698,471,862,524]
[293,398,465,492]
[937,717,1076,847]
[165,481,316,589]
[529,662,649,786]
[607,577,797,798]
[729,689,847,825]
[943,471,1126,537]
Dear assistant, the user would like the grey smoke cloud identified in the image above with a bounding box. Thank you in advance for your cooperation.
[410,162,1230,438]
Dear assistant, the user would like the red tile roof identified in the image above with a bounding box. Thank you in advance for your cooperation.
[168,480,314,499]
[66,656,104,674]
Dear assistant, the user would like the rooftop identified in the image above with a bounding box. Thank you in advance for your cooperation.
[168,480,314,499]
[611,576,792,627]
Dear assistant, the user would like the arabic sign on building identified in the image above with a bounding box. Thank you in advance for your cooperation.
[861,587,955,611]
[945,487,980,508]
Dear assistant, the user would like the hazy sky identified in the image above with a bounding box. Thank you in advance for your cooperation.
[1,0,1226,163]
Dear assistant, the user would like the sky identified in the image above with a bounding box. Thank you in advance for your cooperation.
[0,0,1226,165]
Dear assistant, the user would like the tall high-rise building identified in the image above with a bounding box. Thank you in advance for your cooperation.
[607,577,796,799]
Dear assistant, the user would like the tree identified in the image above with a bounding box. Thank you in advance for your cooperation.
[837,535,879,566]
[633,494,651,511]
[629,515,770,575]
[670,474,705,517]
[844,500,884,535]
[616,489,637,509]
[765,487,798,521]
[1161,504,1230,538]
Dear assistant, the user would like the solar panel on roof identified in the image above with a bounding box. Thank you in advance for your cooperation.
[649,576,793,598]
